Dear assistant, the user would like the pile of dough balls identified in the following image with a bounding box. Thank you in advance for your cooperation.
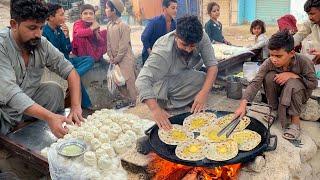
[41,109,154,179]
[64,109,146,155]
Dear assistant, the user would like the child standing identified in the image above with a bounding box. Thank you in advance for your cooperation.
[234,30,318,141]
[249,19,269,61]
[105,0,137,105]
[204,2,230,44]
[72,4,107,62]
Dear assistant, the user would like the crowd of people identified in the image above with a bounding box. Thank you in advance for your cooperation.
[0,0,319,143]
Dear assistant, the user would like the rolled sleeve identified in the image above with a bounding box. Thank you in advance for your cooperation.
[199,32,218,67]
[43,38,74,79]
[8,92,34,114]
[138,88,157,103]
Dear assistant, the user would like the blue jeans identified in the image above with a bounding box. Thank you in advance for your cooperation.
[69,56,94,108]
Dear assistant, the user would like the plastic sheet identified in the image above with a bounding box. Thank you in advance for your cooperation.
[48,140,127,180]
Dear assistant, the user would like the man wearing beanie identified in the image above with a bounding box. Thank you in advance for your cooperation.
[136,15,218,130]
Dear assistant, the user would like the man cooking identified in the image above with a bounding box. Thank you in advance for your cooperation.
[136,15,218,130]
[0,0,83,138]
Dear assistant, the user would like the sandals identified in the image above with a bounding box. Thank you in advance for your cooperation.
[282,124,301,140]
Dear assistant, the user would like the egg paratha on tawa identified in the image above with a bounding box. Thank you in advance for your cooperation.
[198,126,227,143]
[158,124,194,145]
[175,140,206,161]
[230,129,261,151]
[215,114,251,132]
[205,140,238,161]
[183,112,217,132]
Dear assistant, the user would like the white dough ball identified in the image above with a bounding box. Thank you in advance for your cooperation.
[84,151,97,166]
[95,148,105,159]
[99,133,110,143]
[84,132,94,143]
[101,143,116,157]
[112,139,127,154]
[90,138,101,150]
[100,125,109,134]
[63,134,72,140]
[98,155,113,170]
[70,131,78,138]
[121,124,131,132]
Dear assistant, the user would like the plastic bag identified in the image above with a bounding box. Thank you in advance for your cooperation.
[107,64,117,94]
[48,140,127,180]
[112,65,126,87]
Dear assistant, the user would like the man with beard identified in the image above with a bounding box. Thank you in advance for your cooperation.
[294,0,320,64]
[0,0,83,138]
[136,15,218,130]
[141,0,178,64]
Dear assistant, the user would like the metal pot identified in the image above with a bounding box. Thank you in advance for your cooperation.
[226,76,242,100]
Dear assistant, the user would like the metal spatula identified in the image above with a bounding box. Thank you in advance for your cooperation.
[217,116,241,138]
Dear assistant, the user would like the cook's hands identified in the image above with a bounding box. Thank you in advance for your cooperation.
[274,72,299,86]
[67,105,84,126]
[47,113,73,138]
[151,107,172,130]
[191,90,208,113]
[61,23,69,38]
[234,100,247,119]
[90,21,100,31]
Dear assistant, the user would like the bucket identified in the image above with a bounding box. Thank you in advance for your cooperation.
[243,62,259,82]
[226,76,242,100]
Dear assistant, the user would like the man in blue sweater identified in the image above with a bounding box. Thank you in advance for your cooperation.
[43,3,94,108]
[141,0,178,64]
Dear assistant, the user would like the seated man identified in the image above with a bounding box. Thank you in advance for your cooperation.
[293,0,320,64]
[234,30,318,141]
[43,3,94,108]
[141,0,177,64]
[136,15,218,130]
[0,0,83,138]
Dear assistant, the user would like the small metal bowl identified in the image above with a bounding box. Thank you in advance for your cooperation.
[56,139,87,157]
